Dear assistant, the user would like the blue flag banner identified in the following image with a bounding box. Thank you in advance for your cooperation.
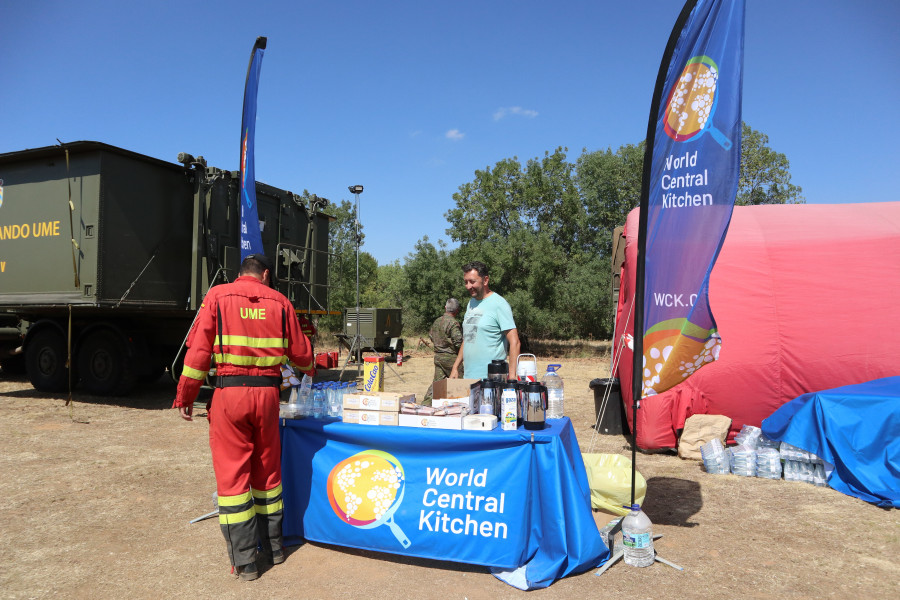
[280,417,609,589]
[639,0,745,397]
[239,36,266,260]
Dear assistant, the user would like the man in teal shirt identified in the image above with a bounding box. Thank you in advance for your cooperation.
[450,261,520,381]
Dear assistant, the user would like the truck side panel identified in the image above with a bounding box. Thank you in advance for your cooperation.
[95,151,193,307]
[0,150,99,304]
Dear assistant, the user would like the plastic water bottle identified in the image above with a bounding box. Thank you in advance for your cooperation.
[324,383,334,416]
[298,375,313,416]
[337,382,346,417]
[328,384,342,417]
[541,364,564,419]
[311,384,325,419]
[622,504,654,567]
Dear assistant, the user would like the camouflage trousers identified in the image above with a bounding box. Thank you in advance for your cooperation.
[424,353,462,406]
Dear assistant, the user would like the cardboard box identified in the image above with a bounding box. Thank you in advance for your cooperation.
[342,409,399,426]
[363,356,384,392]
[342,391,414,412]
[398,413,465,430]
[432,378,481,413]
[432,396,471,410]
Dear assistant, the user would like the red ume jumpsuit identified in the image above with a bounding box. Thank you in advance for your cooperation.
[173,275,314,567]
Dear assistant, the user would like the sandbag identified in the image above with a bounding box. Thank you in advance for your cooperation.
[581,453,646,515]
[678,414,732,460]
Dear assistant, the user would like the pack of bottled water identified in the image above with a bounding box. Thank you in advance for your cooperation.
[734,424,762,449]
[700,438,730,474]
[780,441,830,486]
[729,444,758,477]
[757,433,780,451]
[755,447,782,479]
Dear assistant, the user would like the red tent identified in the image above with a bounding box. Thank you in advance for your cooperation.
[614,202,900,450]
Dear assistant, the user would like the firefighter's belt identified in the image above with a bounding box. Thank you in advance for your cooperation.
[214,376,282,388]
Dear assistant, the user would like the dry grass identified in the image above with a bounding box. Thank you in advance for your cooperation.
[1,350,898,599]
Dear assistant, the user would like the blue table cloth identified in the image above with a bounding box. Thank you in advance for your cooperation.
[280,417,609,589]
[761,376,900,508]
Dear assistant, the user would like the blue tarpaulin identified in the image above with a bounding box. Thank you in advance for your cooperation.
[761,376,900,508]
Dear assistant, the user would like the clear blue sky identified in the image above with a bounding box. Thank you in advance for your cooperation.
[3,1,898,265]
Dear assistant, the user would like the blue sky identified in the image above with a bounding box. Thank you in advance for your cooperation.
[3,1,898,265]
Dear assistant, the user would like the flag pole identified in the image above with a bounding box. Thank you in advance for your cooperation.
[631,0,699,506]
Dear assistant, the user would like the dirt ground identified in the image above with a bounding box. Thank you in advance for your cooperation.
[1,343,898,600]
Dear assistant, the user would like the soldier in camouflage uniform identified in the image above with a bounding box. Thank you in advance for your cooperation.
[424,298,463,405]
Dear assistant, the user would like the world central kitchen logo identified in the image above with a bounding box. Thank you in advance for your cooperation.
[328,452,510,548]
[327,449,411,548]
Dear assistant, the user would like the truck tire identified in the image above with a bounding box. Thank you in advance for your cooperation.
[25,329,71,392]
[77,330,136,396]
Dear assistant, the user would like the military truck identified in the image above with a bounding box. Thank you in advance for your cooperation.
[0,141,334,395]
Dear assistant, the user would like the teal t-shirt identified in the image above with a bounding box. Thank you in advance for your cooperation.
[462,292,516,380]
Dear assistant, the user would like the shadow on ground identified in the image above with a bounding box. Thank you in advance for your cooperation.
[641,476,702,527]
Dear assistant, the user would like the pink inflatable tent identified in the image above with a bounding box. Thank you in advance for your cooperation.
[614,202,900,450]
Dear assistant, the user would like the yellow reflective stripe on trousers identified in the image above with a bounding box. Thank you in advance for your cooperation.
[219,506,256,525]
[181,365,208,381]
[254,500,284,515]
[252,484,283,500]
[215,353,286,367]
[214,335,288,349]
[217,491,253,507]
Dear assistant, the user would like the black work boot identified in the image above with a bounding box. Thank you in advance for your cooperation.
[235,561,259,581]
[262,547,285,565]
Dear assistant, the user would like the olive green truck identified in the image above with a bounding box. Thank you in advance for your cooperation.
[0,141,333,395]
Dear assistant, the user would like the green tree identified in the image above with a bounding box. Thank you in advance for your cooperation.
[445,148,611,339]
[737,122,804,205]
[402,237,461,333]
[320,198,376,333]
[371,260,406,309]
[575,142,645,257]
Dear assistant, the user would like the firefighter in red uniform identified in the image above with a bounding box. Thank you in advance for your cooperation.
[173,254,314,581]
[297,314,317,350]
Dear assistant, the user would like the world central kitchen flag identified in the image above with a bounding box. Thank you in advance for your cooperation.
[239,36,267,260]
[635,0,745,397]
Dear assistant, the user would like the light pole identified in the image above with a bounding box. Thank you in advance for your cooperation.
[349,185,364,365]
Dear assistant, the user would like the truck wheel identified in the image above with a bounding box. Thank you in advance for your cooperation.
[25,329,71,392]
[78,330,136,396]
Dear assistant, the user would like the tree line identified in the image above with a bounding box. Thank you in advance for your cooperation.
[319,123,803,341]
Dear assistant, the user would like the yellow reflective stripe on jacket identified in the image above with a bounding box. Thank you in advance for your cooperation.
[219,507,256,525]
[215,354,287,367]
[214,335,288,349]
[252,484,283,500]
[254,500,284,515]
[217,491,253,507]
[181,365,208,381]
